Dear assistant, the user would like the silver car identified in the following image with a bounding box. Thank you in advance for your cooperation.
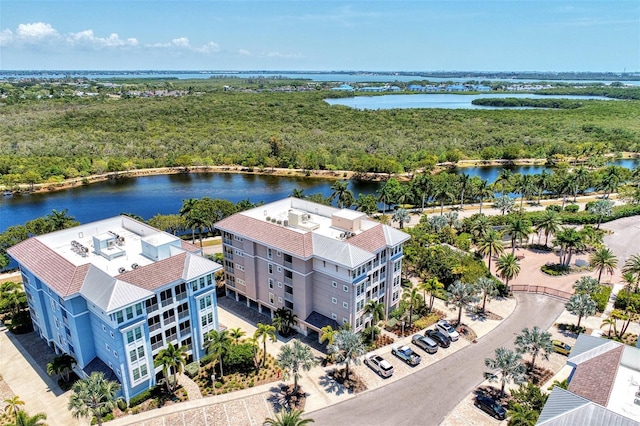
[411,334,438,354]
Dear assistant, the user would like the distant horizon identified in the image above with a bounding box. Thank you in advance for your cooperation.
[2,69,639,74]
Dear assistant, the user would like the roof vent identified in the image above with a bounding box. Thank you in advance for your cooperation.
[131,263,139,270]
[118,267,126,274]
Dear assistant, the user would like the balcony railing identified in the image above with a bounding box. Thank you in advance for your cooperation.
[178,310,190,320]
[149,322,161,333]
[161,298,173,307]
[151,340,163,351]
[176,292,187,302]
[165,333,177,343]
[283,260,293,269]
[284,276,293,285]
[163,315,176,325]
[284,293,293,302]
[224,252,233,260]
[223,238,232,245]
[180,326,191,337]
[147,303,159,313]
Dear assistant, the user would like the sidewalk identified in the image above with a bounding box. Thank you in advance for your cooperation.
[0,327,85,426]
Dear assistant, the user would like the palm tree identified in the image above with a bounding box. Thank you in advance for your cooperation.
[493,195,514,216]
[476,230,505,271]
[597,165,623,198]
[484,347,527,397]
[432,174,455,215]
[68,372,121,426]
[496,253,521,287]
[445,280,479,325]
[514,326,553,372]
[329,181,354,208]
[507,404,539,426]
[273,308,298,336]
[327,329,366,381]
[291,188,305,199]
[476,277,499,312]
[469,214,491,242]
[622,254,640,291]
[535,170,552,205]
[573,276,600,295]
[458,173,471,209]
[364,300,385,340]
[46,208,78,231]
[554,227,584,267]
[46,354,77,383]
[205,329,232,378]
[229,327,246,345]
[276,340,318,393]
[3,395,25,417]
[534,210,561,247]
[570,167,591,202]
[601,317,617,337]
[179,198,199,243]
[254,323,277,367]
[565,294,597,328]
[354,193,379,215]
[496,169,513,197]
[418,276,444,311]
[514,174,536,210]
[589,199,614,229]
[411,173,433,211]
[392,208,410,229]
[475,179,494,214]
[587,246,617,283]
[12,411,48,426]
[506,216,532,254]
[401,287,422,326]
[264,409,314,426]
[153,343,187,392]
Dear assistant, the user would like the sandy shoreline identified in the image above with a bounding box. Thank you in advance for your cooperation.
[3,153,637,196]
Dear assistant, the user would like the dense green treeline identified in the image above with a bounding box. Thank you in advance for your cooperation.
[471,98,584,109]
[2,87,640,186]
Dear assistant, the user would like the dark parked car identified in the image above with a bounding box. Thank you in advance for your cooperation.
[474,395,506,420]
[411,334,438,354]
[425,329,451,348]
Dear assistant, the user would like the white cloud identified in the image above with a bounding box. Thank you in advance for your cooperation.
[193,41,220,54]
[16,22,59,41]
[238,49,251,56]
[171,37,190,48]
[0,29,13,47]
[68,30,138,48]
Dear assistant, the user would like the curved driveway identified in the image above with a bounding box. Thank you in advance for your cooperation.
[311,293,565,426]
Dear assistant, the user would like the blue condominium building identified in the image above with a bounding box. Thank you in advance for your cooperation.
[7,216,222,401]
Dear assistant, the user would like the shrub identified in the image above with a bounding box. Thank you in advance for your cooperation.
[362,326,380,344]
[225,343,256,371]
[184,361,200,378]
[564,204,579,213]
[541,264,569,276]
[200,353,215,366]
[117,399,128,411]
[129,388,153,408]
[384,318,398,331]
[592,285,612,313]
[546,205,562,212]
[614,291,640,312]
[414,312,442,330]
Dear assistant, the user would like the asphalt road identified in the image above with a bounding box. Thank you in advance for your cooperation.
[311,293,565,426]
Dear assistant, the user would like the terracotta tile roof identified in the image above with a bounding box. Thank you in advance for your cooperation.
[348,224,388,252]
[215,215,314,258]
[180,240,201,253]
[568,345,624,407]
[116,253,187,291]
[7,238,89,297]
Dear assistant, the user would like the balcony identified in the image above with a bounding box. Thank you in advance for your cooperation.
[180,326,191,337]
[178,310,190,320]
[160,298,173,308]
[151,340,163,351]
[176,292,187,302]
[165,333,177,343]
[149,322,161,333]
[224,252,233,260]
[163,315,176,326]
[284,276,293,285]
[146,303,159,313]
[223,238,232,245]
[283,260,293,269]
[284,293,293,302]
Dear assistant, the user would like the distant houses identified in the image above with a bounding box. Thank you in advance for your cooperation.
[332,83,496,93]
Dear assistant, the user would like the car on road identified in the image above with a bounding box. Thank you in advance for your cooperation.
[425,329,451,348]
[552,340,572,356]
[436,320,460,341]
[474,395,507,420]
[391,345,421,366]
[411,334,438,354]
[364,353,394,378]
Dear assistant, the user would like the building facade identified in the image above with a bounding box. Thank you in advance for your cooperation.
[7,216,222,401]
[214,198,410,337]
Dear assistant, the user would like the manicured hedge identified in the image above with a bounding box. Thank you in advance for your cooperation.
[592,285,612,313]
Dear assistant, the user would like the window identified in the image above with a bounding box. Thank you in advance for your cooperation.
[133,368,140,381]
[332,281,337,288]
[267,248,272,259]
[235,249,244,257]
[199,277,205,289]
[331,313,338,320]
[105,343,110,351]
[278,297,283,303]
[126,306,133,320]
[207,275,213,286]
[138,347,145,358]
[130,349,137,362]
[278,281,282,288]
[236,264,245,272]
[332,297,337,304]
[237,278,245,285]
[343,301,349,309]
[140,364,147,377]
[268,278,274,289]
[269,293,275,304]
[199,295,212,310]
[110,331,115,339]
[135,303,143,316]
[102,325,106,332]
[268,264,273,274]
[234,235,243,242]
[54,318,59,329]
[113,350,118,357]
[343,285,349,293]
[277,251,281,257]
[343,318,348,324]
[277,266,281,272]
[115,311,124,324]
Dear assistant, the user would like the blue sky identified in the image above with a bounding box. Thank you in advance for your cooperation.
[1,1,638,72]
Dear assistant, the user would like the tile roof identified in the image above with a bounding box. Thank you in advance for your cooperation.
[7,238,89,297]
[116,253,187,291]
[180,240,201,253]
[215,215,314,258]
[568,344,624,407]
[348,223,410,252]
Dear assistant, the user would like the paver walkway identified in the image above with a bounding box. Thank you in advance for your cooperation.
[177,373,203,400]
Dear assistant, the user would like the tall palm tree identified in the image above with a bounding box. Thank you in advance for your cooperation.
[364,300,385,340]
[514,326,553,372]
[329,181,354,208]
[254,323,277,367]
[68,372,121,426]
[507,404,539,426]
[571,166,591,202]
[622,254,640,292]
[475,179,494,214]
[229,327,246,345]
[496,253,521,287]
[506,216,532,254]
[496,169,513,197]
[46,354,77,383]
[476,229,505,271]
[565,294,597,328]
[445,280,479,325]
[12,411,47,426]
[432,174,455,216]
[153,343,188,392]
[205,329,232,378]
[46,209,78,231]
[589,247,618,283]
[327,329,366,381]
[484,347,526,397]
[554,228,585,267]
[458,173,471,209]
[179,198,199,243]
[535,170,552,205]
[469,214,491,242]
[514,174,536,210]
[392,208,410,229]
[597,165,623,198]
[476,277,499,312]
[411,173,433,211]
[276,340,318,393]
[402,287,422,326]
[534,210,561,247]
[418,276,444,311]
[3,395,25,417]
[273,308,298,336]
[588,199,614,229]
[264,409,314,426]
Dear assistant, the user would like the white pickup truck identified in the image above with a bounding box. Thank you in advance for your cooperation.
[364,353,394,378]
